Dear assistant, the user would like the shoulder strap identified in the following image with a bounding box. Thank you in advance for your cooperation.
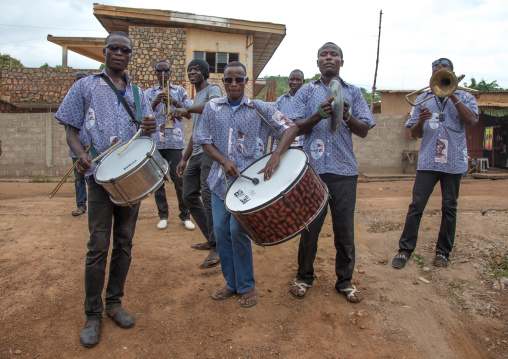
[100,74,140,126]
[132,84,143,123]
[251,100,281,140]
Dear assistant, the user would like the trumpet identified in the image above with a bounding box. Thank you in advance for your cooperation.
[405,69,479,106]
[161,72,174,130]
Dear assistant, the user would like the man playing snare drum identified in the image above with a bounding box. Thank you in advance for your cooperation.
[56,31,155,348]
[194,61,299,308]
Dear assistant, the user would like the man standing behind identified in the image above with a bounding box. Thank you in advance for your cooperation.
[56,31,156,348]
[173,59,222,269]
[194,61,299,308]
[288,42,376,303]
[69,70,89,217]
[145,60,195,231]
[273,69,305,149]
[392,58,478,269]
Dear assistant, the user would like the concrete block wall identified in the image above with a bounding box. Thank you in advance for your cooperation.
[354,114,412,174]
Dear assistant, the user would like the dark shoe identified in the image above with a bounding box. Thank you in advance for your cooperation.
[72,206,86,216]
[392,251,411,269]
[433,253,449,267]
[80,320,101,348]
[106,307,135,328]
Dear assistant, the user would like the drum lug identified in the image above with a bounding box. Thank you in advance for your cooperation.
[281,192,308,231]
[109,178,132,208]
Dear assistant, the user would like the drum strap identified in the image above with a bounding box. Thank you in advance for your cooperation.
[100,74,141,129]
[252,101,281,140]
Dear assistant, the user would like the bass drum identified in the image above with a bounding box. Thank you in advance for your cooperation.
[94,137,169,206]
[225,149,329,246]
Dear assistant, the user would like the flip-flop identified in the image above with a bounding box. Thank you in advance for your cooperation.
[199,257,220,269]
[191,242,211,250]
[239,290,258,308]
[212,287,235,300]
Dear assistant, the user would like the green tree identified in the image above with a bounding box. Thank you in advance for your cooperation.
[40,63,50,68]
[464,78,504,91]
[0,54,23,70]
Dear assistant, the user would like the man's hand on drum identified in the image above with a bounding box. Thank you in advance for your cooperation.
[77,153,93,175]
[176,159,187,179]
[222,159,241,178]
[141,115,157,136]
[258,152,280,181]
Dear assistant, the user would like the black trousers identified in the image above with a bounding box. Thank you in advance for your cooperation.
[398,170,462,257]
[154,148,190,221]
[182,152,216,251]
[296,173,357,290]
[84,177,140,320]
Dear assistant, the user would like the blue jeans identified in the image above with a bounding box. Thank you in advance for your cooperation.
[72,157,87,209]
[211,193,255,293]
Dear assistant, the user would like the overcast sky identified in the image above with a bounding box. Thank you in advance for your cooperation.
[1,0,507,91]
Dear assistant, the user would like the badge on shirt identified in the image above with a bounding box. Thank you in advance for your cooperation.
[430,113,440,129]
[310,139,325,160]
[435,138,448,164]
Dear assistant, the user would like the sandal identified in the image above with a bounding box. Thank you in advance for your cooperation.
[211,286,235,300]
[199,252,220,269]
[191,242,211,250]
[290,280,311,299]
[339,285,363,303]
[239,290,258,308]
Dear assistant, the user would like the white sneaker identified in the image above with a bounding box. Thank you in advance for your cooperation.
[157,219,168,229]
[183,219,195,231]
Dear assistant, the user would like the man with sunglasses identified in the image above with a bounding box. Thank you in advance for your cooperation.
[194,61,299,308]
[56,31,156,348]
[171,59,222,269]
[286,42,376,304]
[392,58,478,269]
[145,60,195,232]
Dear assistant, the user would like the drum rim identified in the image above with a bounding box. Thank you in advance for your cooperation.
[225,148,309,214]
[94,137,155,184]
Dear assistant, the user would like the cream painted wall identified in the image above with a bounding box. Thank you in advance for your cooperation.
[186,28,253,80]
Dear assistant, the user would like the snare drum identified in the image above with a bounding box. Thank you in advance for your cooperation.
[94,137,169,206]
[225,148,329,246]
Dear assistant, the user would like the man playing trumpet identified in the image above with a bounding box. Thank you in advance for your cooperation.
[145,60,195,231]
[392,58,479,269]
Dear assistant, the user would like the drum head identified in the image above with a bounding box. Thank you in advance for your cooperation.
[225,149,308,212]
[95,137,154,181]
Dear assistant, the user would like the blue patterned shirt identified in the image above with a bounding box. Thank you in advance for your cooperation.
[287,77,376,176]
[274,91,304,148]
[56,70,152,174]
[145,83,193,150]
[194,94,296,200]
[406,90,478,174]
[68,128,90,158]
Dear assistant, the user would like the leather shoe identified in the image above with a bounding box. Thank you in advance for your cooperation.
[106,307,135,328]
[80,320,101,348]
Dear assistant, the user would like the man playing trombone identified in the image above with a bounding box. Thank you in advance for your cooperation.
[392,58,479,269]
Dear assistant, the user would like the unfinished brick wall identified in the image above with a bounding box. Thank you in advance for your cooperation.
[129,26,187,89]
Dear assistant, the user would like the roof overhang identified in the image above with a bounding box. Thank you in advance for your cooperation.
[47,35,105,63]
[92,4,286,79]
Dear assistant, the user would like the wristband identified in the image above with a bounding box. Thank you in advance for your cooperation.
[318,105,329,119]
[343,110,351,122]
[453,99,462,106]
[184,105,190,114]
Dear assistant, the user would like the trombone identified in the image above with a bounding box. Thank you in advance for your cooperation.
[161,72,174,130]
[405,69,479,106]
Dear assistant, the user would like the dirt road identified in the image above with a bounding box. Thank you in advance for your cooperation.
[0,178,507,358]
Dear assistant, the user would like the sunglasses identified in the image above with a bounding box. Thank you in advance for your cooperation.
[156,68,171,73]
[432,59,452,68]
[223,77,247,84]
[105,44,132,55]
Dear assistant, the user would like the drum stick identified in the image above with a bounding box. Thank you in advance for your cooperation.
[49,144,91,199]
[117,129,142,156]
[240,175,260,185]
[92,139,123,163]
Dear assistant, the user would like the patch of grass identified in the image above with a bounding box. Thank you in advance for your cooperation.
[30,175,53,183]
[412,253,425,267]
[484,252,508,280]
[449,280,465,291]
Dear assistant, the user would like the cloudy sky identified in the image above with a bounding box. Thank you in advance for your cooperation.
[1,0,507,91]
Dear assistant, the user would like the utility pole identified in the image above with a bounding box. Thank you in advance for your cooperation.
[371,10,382,112]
